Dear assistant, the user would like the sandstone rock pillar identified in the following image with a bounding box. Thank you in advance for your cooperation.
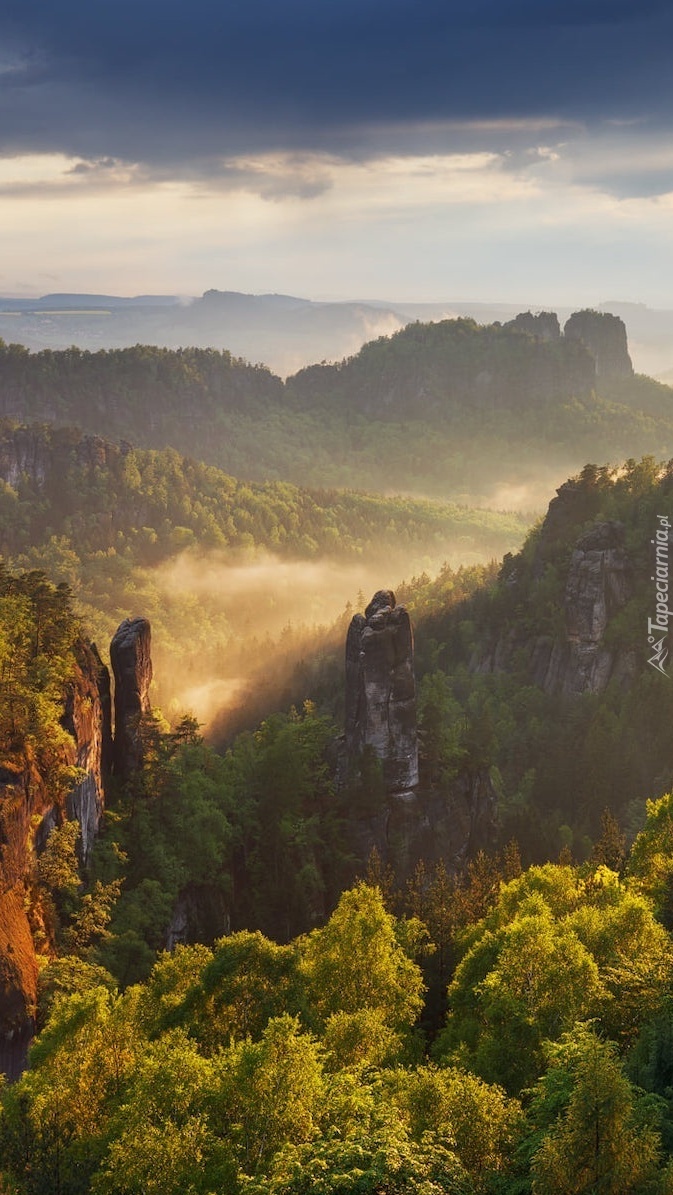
[345,590,418,793]
[110,617,153,779]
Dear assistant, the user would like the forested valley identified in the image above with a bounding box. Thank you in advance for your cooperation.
[1,311,673,507]
[3,313,673,1193]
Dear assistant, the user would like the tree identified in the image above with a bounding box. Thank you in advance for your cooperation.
[590,808,626,874]
[628,793,673,924]
[386,1064,524,1192]
[215,1015,324,1178]
[529,1025,664,1195]
[439,903,603,1092]
[94,1031,231,1195]
[299,883,426,1034]
[170,932,303,1052]
[0,987,139,1195]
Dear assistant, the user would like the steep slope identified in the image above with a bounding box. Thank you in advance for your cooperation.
[0,312,671,504]
[407,459,673,857]
[0,573,110,1075]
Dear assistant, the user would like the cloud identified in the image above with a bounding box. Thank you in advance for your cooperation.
[0,0,672,175]
[1,2,672,304]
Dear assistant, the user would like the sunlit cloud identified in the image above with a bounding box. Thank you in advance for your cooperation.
[1,122,673,304]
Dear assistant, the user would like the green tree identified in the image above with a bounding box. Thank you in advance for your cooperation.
[166,931,304,1052]
[529,1025,665,1195]
[386,1063,524,1192]
[0,987,139,1195]
[215,1015,324,1179]
[299,883,426,1035]
[93,1032,232,1195]
[439,902,603,1092]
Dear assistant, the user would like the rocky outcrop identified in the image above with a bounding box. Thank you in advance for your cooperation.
[345,591,418,794]
[0,613,155,1074]
[0,424,122,490]
[0,641,112,1071]
[343,590,497,883]
[64,643,113,861]
[531,521,635,696]
[564,310,633,379]
[476,516,636,698]
[110,618,153,779]
[0,888,38,1079]
[0,424,51,488]
[505,311,561,341]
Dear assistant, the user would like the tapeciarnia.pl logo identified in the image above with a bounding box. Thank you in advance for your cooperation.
[648,514,671,676]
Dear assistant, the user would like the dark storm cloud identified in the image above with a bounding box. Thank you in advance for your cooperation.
[1,0,672,170]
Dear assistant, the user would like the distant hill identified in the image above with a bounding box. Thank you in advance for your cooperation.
[0,311,672,507]
[0,289,407,377]
[2,288,673,377]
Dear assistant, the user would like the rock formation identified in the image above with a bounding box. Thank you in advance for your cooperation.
[475,487,636,698]
[505,311,561,341]
[110,617,153,779]
[0,615,156,1077]
[64,643,113,861]
[345,590,418,794]
[0,426,121,491]
[343,590,497,880]
[0,641,111,1076]
[514,520,635,697]
[564,310,633,379]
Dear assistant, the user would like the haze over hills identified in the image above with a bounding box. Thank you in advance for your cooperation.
[1,307,672,510]
[2,288,673,379]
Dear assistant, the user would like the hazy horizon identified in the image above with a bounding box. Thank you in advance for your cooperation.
[2,2,673,307]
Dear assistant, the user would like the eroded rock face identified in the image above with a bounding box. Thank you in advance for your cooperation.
[546,521,634,696]
[64,643,113,861]
[475,519,636,697]
[110,617,153,779]
[345,590,418,794]
[0,641,112,1067]
[505,311,561,341]
[0,426,51,489]
[564,310,633,379]
[0,427,120,492]
[0,889,38,1078]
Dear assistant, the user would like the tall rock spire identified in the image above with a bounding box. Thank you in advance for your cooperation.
[345,589,418,794]
[110,617,153,779]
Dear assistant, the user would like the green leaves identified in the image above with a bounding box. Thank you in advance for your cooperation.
[529,1026,663,1195]
[299,883,426,1035]
[437,864,673,1094]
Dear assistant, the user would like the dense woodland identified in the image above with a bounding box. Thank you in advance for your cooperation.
[0,421,525,722]
[1,320,673,504]
[3,316,673,1191]
[3,459,673,1190]
[237,459,673,860]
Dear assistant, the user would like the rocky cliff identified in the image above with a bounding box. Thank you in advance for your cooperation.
[0,612,153,1077]
[504,311,561,341]
[564,309,633,379]
[0,638,112,1075]
[475,482,638,697]
[64,642,113,860]
[110,617,153,779]
[345,590,419,794]
[0,423,121,490]
[344,590,497,881]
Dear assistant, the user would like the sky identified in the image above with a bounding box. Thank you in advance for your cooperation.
[2,0,673,304]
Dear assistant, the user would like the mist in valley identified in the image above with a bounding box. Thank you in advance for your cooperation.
[140,529,531,735]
